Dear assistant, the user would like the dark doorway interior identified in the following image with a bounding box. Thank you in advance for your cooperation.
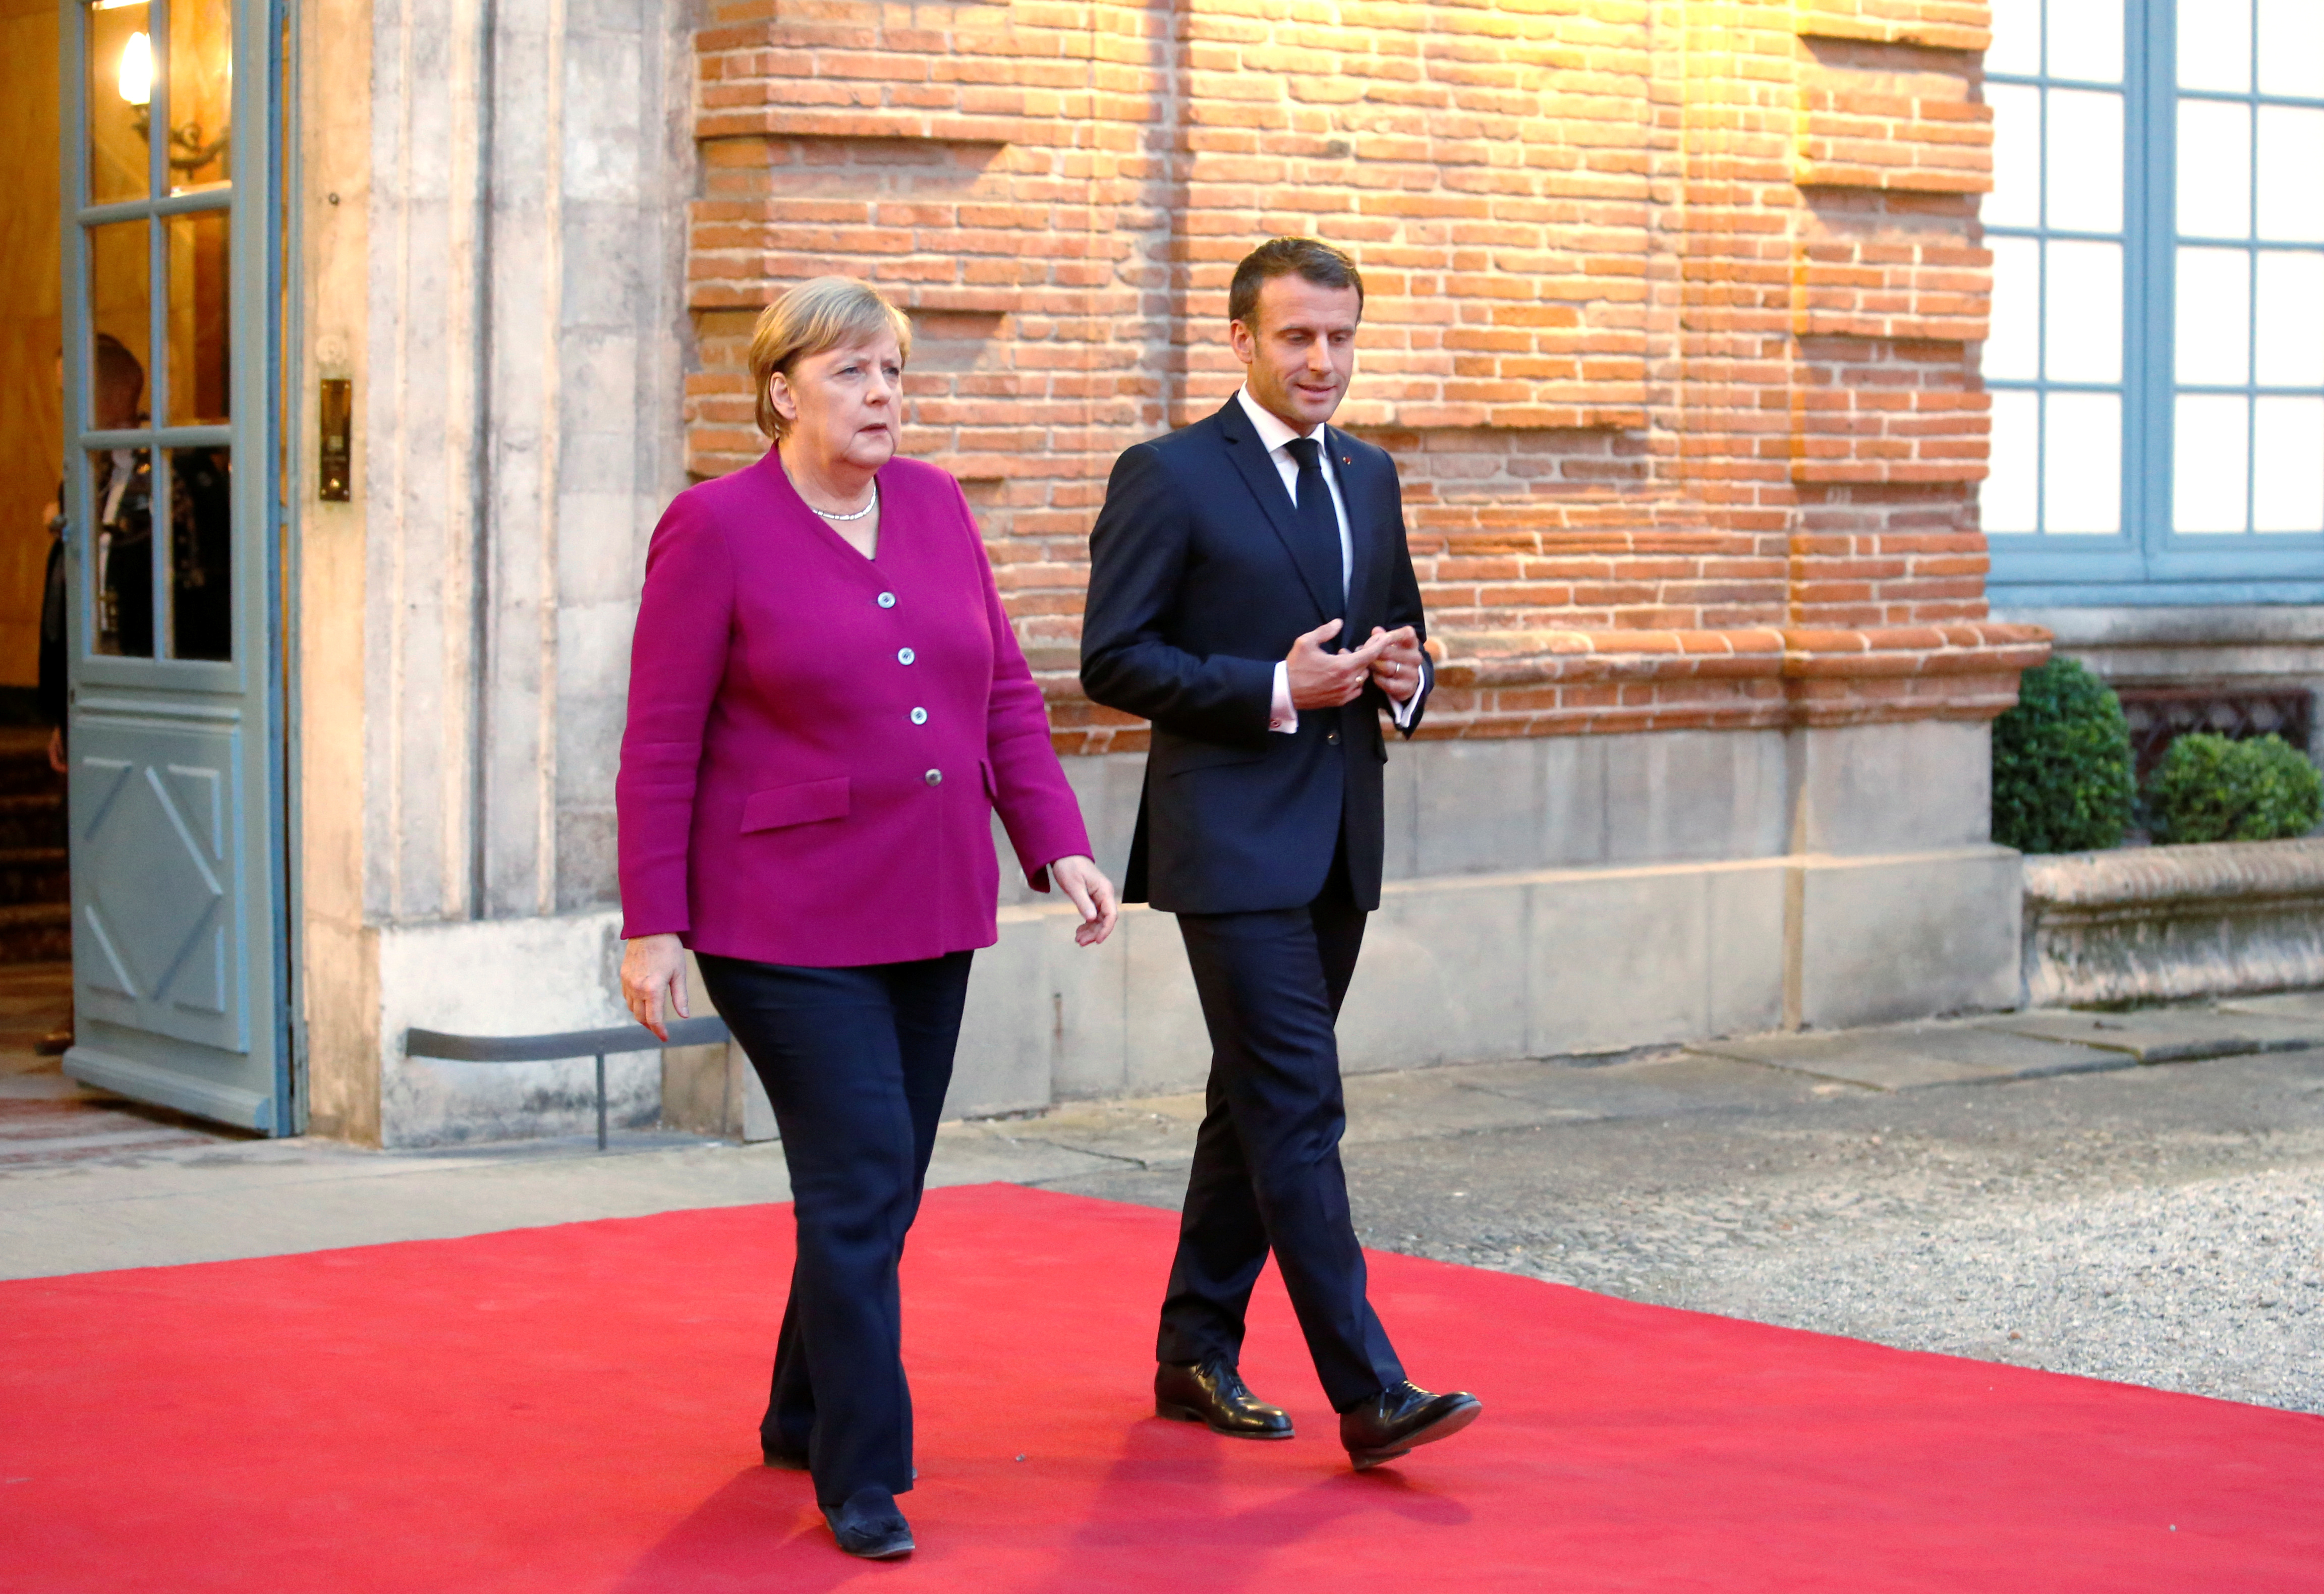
[0,728,69,967]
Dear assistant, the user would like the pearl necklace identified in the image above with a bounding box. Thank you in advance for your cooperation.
[809,481,879,522]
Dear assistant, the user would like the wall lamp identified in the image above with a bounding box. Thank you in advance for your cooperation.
[110,18,231,174]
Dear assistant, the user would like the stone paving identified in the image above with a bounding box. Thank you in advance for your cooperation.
[978,1010,2324,1415]
[0,965,230,1170]
[6,989,2321,1415]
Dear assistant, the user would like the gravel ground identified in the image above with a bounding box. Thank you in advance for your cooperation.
[1696,1166,2324,1409]
[1052,1048,2324,1414]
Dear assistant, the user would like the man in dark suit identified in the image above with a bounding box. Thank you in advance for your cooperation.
[1081,238,1480,1469]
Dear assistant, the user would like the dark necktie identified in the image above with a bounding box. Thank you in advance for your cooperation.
[1282,436,1345,620]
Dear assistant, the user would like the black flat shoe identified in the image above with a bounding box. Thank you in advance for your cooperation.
[821,1486,914,1560]
[1155,1358,1294,1439]
[1339,1381,1481,1469]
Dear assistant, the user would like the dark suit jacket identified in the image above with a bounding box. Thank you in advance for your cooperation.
[1080,397,1433,915]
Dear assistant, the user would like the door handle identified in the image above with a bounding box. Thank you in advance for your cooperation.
[319,378,351,502]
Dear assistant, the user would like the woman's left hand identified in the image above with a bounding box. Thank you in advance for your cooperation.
[1050,855,1119,947]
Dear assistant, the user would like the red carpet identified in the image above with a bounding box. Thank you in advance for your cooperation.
[3,1184,2318,1592]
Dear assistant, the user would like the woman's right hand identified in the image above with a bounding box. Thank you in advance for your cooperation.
[621,933,691,1042]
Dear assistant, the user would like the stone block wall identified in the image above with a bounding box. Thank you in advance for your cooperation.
[682,0,2044,755]
[294,0,699,1142]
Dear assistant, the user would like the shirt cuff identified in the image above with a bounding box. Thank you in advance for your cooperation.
[1388,665,1424,728]
[1269,660,1297,734]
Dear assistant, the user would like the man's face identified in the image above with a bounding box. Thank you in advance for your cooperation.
[93,371,142,431]
[1231,275,1361,434]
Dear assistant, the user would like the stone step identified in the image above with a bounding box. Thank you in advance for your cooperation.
[0,847,69,907]
[0,737,77,966]
[0,903,71,965]
[0,793,65,852]
[0,732,60,796]
[1691,1002,2324,1093]
[0,734,79,966]
[1690,1022,2131,1093]
[1978,1006,2324,1064]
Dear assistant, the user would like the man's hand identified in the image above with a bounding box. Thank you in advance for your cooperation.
[1366,626,1424,703]
[620,933,691,1042]
[1286,618,1394,710]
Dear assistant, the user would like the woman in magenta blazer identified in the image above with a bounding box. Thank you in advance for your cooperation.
[617,277,1116,1561]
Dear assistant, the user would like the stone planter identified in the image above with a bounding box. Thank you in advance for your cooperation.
[2022,838,2324,1007]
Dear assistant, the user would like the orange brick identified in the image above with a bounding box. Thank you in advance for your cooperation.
[686,3,2024,729]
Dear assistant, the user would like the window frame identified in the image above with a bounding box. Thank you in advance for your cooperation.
[1985,0,2324,604]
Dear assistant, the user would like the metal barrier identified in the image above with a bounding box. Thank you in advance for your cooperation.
[404,1016,734,1150]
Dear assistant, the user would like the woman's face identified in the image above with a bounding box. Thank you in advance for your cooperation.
[770,332,903,475]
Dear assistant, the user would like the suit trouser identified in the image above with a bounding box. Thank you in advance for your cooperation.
[695,950,971,1507]
[1157,837,1406,1412]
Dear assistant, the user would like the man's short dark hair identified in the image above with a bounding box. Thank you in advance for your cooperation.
[1228,238,1365,330]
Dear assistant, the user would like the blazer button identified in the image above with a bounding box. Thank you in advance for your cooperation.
[910,707,929,725]
[878,592,897,609]
[897,647,916,665]
[925,768,942,786]
[1327,730,1340,744]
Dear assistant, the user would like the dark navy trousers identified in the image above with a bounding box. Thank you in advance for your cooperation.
[695,950,972,1508]
[1157,840,1406,1411]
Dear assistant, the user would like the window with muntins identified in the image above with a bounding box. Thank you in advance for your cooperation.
[1983,0,2324,602]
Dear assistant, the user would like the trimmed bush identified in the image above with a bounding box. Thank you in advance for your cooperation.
[2144,732,2324,844]
[1991,657,2137,854]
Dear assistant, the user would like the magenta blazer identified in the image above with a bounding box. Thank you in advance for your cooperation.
[616,450,1091,967]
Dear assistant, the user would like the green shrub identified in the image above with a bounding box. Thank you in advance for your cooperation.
[1990,657,2137,853]
[2144,732,2323,844]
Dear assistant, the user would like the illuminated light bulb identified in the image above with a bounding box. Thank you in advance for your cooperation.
[118,31,152,107]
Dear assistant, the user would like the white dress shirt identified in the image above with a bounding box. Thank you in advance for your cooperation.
[1233,386,1423,735]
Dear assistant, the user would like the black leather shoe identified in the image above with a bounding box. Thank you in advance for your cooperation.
[821,1486,914,1560]
[1155,1358,1294,1439]
[1339,1381,1482,1469]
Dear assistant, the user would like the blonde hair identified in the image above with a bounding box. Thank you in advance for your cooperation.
[749,277,913,440]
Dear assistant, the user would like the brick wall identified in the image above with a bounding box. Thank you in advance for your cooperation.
[689,0,2045,753]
